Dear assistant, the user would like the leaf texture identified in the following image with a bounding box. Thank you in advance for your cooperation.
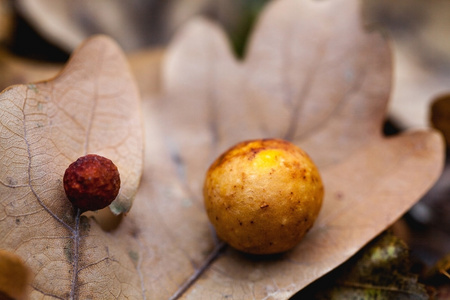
[0,0,444,299]
[152,0,444,298]
[0,36,144,298]
[0,250,32,300]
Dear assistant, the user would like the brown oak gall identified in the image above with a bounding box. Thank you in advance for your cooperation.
[63,154,120,212]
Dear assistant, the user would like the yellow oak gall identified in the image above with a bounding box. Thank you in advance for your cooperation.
[203,139,324,254]
[63,154,121,212]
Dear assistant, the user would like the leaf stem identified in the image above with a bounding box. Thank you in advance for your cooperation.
[69,208,81,300]
[169,241,227,300]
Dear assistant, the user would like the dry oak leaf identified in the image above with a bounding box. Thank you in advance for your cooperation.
[135,0,443,298]
[0,36,144,298]
[0,1,444,300]
[16,0,211,52]
[0,48,62,92]
[0,249,32,300]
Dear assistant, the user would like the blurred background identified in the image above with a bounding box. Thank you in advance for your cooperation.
[0,0,449,296]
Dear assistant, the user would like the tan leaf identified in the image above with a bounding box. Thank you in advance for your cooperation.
[16,0,211,52]
[0,1,444,300]
[363,0,450,129]
[0,35,144,298]
[431,94,450,148]
[0,49,61,91]
[128,48,164,100]
[0,47,162,100]
[0,249,32,300]
[149,0,443,298]
[0,0,14,44]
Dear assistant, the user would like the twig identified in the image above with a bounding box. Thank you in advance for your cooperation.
[169,241,227,300]
[69,208,81,300]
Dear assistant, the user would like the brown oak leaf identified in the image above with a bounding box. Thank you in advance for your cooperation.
[0,36,144,298]
[0,0,444,299]
[0,249,32,300]
[143,0,443,298]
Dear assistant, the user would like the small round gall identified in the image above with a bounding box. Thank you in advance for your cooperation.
[63,154,121,212]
